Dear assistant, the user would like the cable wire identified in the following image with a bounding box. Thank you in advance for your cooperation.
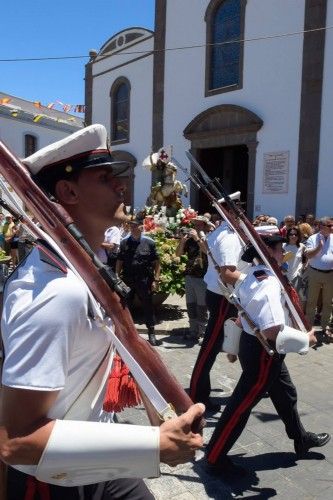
[0,25,331,63]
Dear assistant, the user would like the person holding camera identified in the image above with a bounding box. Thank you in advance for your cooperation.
[176,216,211,343]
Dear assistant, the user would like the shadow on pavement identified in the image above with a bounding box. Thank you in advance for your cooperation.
[192,457,277,499]
[131,304,185,325]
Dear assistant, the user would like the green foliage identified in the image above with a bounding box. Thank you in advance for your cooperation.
[149,230,187,296]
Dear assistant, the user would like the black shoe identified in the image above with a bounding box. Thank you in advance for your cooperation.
[183,331,197,342]
[205,399,221,414]
[205,456,248,478]
[294,432,331,458]
[148,333,163,346]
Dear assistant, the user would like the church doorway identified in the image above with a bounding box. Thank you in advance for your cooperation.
[183,104,263,219]
[196,144,248,215]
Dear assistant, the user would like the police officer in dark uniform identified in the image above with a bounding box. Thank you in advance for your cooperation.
[116,216,162,346]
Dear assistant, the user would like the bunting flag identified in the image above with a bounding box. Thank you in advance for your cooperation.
[33,114,43,123]
[62,104,72,113]
[74,104,85,113]
[0,94,84,125]
[1,95,84,113]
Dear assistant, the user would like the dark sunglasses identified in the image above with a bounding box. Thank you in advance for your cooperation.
[289,233,298,236]
[322,224,333,228]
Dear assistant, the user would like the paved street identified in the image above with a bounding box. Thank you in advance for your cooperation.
[119,295,333,499]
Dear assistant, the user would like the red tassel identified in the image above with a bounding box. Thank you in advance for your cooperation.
[289,284,302,310]
[25,476,51,500]
[103,353,142,413]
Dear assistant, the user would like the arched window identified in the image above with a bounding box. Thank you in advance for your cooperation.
[24,134,37,157]
[110,78,130,143]
[205,0,245,95]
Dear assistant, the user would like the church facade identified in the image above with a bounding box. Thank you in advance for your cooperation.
[85,0,332,220]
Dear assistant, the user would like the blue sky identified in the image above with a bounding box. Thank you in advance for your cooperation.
[0,0,155,110]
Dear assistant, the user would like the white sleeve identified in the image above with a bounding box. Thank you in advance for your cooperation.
[2,271,87,390]
[14,420,160,486]
[247,279,285,331]
[216,233,241,267]
[305,235,315,250]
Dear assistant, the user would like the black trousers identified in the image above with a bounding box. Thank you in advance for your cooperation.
[189,290,237,405]
[126,277,156,329]
[206,332,307,465]
[7,467,154,499]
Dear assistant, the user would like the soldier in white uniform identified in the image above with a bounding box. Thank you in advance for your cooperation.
[189,220,242,412]
[205,234,330,477]
[0,125,204,499]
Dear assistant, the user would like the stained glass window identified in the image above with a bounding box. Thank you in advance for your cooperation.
[210,0,241,90]
[111,81,130,142]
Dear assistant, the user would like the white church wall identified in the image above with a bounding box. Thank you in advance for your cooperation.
[0,116,74,210]
[0,117,72,158]
[91,46,155,209]
[163,0,306,222]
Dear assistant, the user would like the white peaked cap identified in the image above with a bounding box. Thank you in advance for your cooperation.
[23,124,129,176]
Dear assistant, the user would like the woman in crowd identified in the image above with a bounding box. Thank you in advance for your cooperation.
[298,222,313,242]
[283,226,307,309]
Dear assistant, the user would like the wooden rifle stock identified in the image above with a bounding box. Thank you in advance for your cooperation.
[0,140,203,428]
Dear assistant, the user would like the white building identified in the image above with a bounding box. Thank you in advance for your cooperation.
[0,92,83,209]
[86,0,332,220]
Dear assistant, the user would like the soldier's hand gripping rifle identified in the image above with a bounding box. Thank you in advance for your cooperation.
[172,151,310,334]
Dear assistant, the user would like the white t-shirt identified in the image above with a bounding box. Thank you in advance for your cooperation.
[1,245,113,421]
[238,265,288,335]
[283,242,305,281]
[305,233,333,271]
[204,222,243,294]
[96,226,121,264]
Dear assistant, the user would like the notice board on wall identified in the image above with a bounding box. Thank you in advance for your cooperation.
[263,151,289,194]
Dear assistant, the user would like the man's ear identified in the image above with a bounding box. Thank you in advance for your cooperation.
[54,179,79,205]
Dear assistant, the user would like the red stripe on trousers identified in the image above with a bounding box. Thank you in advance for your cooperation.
[25,476,51,500]
[208,348,273,463]
[190,296,229,401]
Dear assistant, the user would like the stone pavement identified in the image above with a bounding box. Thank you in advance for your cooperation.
[119,295,333,499]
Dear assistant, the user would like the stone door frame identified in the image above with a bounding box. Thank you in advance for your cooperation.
[183,104,263,218]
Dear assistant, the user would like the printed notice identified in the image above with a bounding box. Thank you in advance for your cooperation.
[263,151,289,194]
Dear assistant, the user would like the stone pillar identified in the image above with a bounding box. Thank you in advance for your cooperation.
[151,0,167,186]
[246,141,258,220]
[295,0,327,217]
[84,50,97,126]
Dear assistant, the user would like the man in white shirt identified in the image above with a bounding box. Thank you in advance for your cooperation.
[0,125,204,499]
[189,221,242,412]
[304,216,333,338]
[97,225,121,270]
[205,234,330,478]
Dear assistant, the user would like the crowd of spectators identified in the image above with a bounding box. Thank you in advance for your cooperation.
[0,213,34,284]
[1,207,332,340]
[251,212,333,337]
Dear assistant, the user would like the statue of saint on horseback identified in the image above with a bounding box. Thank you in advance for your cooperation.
[143,146,188,214]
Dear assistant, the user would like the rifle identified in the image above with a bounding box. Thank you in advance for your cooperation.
[0,140,204,434]
[173,151,310,333]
